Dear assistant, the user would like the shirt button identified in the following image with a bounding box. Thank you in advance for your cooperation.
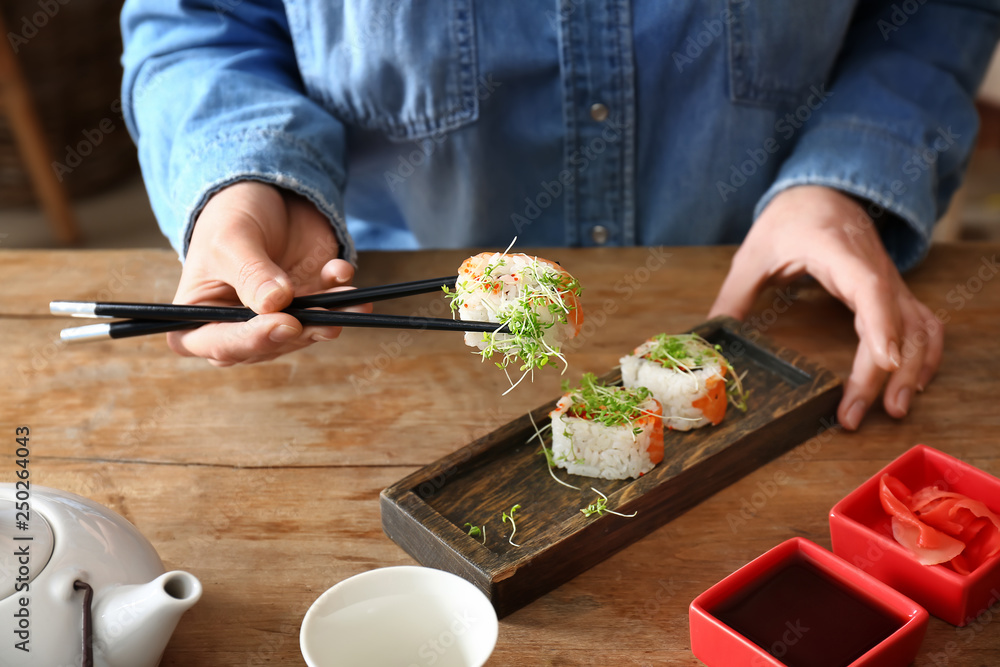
[590,103,609,122]
[591,225,609,244]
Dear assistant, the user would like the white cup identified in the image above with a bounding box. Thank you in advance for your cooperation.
[300,566,498,667]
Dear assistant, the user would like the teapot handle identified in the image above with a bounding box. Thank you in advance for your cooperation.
[73,580,94,667]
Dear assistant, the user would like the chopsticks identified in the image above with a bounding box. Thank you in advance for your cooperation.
[53,276,457,317]
[59,311,507,342]
[52,275,510,342]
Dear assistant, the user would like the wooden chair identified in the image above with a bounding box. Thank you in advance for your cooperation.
[0,13,81,245]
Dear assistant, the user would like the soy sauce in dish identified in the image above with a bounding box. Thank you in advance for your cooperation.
[713,555,904,667]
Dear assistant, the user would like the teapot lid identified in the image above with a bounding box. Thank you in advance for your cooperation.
[0,499,54,600]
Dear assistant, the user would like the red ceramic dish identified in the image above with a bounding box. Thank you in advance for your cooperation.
[689,537,927,667]
[830,444,1000,626]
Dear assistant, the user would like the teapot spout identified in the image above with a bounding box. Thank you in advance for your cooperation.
[93,571,202,667]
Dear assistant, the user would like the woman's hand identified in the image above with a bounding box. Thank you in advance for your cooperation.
[167,181,366,365]
[709,185,943,430]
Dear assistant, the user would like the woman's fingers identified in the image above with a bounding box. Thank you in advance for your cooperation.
[321,258,356,287]
[880,323,923,419]
[883,297,944,416]
[167,299,374,362]
[820,250,903,374]
[839,340,890,431]
[915,307,944,392]
[166,312,312,364]
[209,224,296,314]
[708,238,776,321]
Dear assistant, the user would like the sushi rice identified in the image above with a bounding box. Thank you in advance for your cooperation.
[550,374,663,480]
[620,333,739,431]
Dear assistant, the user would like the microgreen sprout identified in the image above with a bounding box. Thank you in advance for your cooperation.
[643,334,749,411]
[562,373,657,430]
[463,522,486,545]
[528,411,581,490]
[502,504,522,547]
[710,343,750,412]
[580,488,637,519]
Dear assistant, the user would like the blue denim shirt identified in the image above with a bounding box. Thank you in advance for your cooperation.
[121,1,1000,270]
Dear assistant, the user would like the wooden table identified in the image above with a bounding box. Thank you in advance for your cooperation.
[2,245,999,666]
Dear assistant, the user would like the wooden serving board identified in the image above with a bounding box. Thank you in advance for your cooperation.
[380,316,843,617]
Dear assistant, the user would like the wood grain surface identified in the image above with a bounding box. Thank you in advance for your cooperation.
[2,245,999,666]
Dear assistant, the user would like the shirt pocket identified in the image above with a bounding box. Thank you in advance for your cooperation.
[286,0,479,141]
[727,0,855,107]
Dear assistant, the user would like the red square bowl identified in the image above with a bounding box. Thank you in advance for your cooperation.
[689,537,927,667]
[830,444,1000,626]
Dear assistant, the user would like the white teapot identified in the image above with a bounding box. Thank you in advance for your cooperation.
[0,484,201,667]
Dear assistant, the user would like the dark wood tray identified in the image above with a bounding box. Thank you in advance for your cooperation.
[380,316,843,617]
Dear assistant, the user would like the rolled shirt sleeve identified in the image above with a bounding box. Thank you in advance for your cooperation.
[120,0,356,264]
[755,0,1000,271]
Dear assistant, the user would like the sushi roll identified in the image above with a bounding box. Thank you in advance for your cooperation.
[550,373,663,480]
[620,333,743,431]
[446,248,583,384]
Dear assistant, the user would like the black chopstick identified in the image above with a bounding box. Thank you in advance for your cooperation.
[53,275,482,342]
[51,276,458,319]
[51,303,491,327]
[291,275,457,308]
[59,312,508,343]
[61,320,203,342]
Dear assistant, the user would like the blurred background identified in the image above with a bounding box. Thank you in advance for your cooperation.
[0,2,998,251]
